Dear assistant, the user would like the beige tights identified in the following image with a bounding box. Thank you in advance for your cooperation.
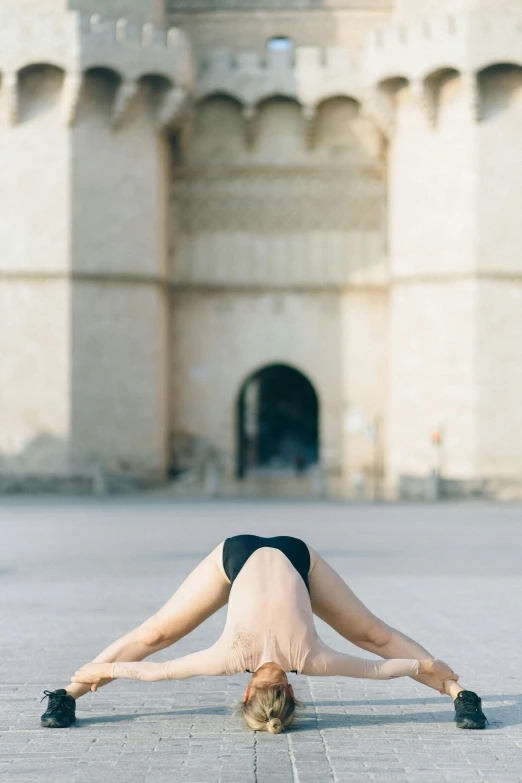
[67,543,465,700]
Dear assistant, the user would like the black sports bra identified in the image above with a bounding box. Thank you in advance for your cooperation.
[222,534,311,594]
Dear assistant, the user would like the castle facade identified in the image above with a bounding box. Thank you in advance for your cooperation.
[2,0,522,498]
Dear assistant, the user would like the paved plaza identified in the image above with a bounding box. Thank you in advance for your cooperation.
[1,499,522,783]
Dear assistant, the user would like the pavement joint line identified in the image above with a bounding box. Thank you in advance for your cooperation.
[286,733,300,783]
[307,678,338,783]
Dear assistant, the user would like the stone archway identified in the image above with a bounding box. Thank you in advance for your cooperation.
[237,364,319,478]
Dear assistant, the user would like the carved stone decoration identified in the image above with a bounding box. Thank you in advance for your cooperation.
[461,70,481,122]
[301,104,317,149]
[112,79,139,130]
[3,71,19,127]
[362,88,394,138]
[61,71,83,127]
[242,105,257,149]
[158,87,187,130]
[410,78,436,129]
[171,169,386,234]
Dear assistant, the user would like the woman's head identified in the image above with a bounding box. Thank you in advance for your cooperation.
[240,663,300,734]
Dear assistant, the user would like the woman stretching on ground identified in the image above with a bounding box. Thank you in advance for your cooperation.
[41,535,487,733]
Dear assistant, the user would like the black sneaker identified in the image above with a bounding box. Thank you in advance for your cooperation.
[454,690,487,729]
[40,689,76,728]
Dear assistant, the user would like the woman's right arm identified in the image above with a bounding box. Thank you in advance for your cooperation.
[72,644,233,689]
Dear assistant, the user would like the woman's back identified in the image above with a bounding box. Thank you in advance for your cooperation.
[221,546,318,674]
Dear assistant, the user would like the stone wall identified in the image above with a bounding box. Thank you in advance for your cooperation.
[0,66,71,474]
[168,88,388,486]
[170,10,391,57]
[169,0,391,10]
[385,41,522,491]
[0,19,190,483]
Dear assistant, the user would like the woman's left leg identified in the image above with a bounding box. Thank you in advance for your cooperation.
[307,548,463,697]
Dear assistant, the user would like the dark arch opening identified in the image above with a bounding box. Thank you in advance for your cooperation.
[237,364,319,478]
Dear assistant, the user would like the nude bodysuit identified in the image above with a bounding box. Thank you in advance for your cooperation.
[112,544,421,682]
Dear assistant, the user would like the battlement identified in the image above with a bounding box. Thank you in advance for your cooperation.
[365,10,522,85]
[196,45,363,108]
[0,10,192,87]
[80,13,192,86]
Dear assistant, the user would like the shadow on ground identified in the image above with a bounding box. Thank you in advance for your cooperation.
[77,694,521,730]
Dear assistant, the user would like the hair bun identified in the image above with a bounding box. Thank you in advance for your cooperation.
[267,717,283,735]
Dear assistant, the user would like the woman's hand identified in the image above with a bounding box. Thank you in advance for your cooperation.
[419,659,459,693]
[71,663,113,692]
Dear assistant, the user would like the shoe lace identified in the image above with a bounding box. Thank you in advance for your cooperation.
[459,692,480,710]
[40,690,55,703]
[459,692,488,722]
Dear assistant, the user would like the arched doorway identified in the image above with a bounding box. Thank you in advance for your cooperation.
[237,364,319,478]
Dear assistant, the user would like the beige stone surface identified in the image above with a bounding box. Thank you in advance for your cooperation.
[0,281,71,472]
[389,72,477,279]
[341,290,389,489]
[475,280,522,477]
[72,76,169,277]
[387,280,478,483]
[478,65,522,275]
[70,282,168,477]
[0,69,71,274]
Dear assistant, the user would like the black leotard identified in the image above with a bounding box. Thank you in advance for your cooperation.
[222,534,311,594]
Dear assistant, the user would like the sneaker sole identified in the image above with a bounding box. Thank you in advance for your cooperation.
[41,717,76,728]
[456,719,486,730]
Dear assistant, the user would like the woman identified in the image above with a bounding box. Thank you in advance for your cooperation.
[41,535,487,733]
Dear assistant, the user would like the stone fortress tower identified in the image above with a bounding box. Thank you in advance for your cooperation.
[1,0,521,498]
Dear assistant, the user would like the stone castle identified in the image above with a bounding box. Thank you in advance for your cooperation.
[1,0,522,498]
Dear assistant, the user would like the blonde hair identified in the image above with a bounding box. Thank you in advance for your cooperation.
[240,684,301,734]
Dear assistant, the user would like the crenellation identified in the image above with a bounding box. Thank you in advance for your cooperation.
[365,10,522,87]
[197,44,363,107]
[0,25,192,132]
[115,18,127,42]
[0,11,192,128]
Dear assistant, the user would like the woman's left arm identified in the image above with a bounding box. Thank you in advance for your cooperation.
[303,644,458,689]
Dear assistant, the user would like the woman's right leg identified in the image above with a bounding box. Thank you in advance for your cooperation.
[306,548,487,728]
[66,542,230,699]
[307,548,462,695]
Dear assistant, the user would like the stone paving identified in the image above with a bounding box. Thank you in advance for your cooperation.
[1,499,522,783]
